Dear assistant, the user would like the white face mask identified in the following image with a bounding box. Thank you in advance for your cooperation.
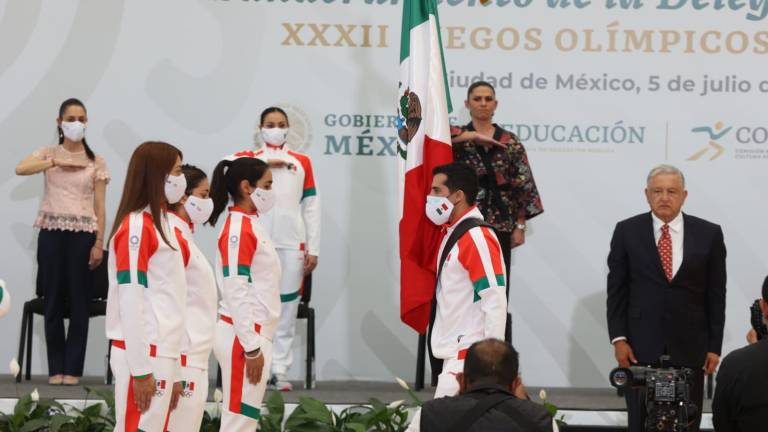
[250,187,275,214]
[261,127,289,147]
[425,195,455,226]
[164,174,187,204]
[61,121,86,142]
[183,195,214,225]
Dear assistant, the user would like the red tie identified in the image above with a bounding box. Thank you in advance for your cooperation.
[658,224,673,282]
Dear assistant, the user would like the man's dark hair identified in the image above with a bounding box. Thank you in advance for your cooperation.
[463,339,519,387]
[467,80,496,99]
[432,163,479,205]
[762,276,768,301]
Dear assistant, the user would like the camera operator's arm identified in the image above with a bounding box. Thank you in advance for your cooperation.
[705,226,726,374]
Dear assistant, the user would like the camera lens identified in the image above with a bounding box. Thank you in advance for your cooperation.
[609,368,630,388]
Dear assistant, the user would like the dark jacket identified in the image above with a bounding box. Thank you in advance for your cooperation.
[606,212,727,367]
[712,339,768,431]
[420,384,554,432]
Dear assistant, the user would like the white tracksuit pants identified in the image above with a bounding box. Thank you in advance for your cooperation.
[406,351,466,432]
[110,345,177,432]
[433,354,465,398]
[164,364,209,431]
[271,248,305,376]
[214,320,273,431]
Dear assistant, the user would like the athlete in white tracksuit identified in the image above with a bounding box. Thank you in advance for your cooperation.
[210,156,282,430]
[165,206,217,432]
[227,112,320,389]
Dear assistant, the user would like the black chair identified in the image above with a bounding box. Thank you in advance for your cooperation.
[215,273,316,390]
[16,251,112,384]
[297,273,316,389]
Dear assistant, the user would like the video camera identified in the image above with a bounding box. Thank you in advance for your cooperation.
[750,299,768,340]
[609,356,697,432]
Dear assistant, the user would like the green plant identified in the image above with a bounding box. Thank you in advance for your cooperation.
[200,388,223,432]
[0,388,114,432]
[199,410,221,432]
[258,390,416,432]
[539,390,567,428]
[259,391,286,432]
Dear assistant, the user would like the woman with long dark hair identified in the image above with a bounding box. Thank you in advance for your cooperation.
[165,164,217,431]
[226,106,321,390]
[15,98,110,385]
[209,157,281,430]
[105,141,186,432]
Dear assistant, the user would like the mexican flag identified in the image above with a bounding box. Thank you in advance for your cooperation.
[397,0,453,334]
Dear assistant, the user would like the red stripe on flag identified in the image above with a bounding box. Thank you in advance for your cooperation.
[400,134,453,333]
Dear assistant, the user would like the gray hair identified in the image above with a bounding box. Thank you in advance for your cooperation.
[647,164,685,188]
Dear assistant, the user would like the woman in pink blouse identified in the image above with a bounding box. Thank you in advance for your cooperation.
[15,98,110,386]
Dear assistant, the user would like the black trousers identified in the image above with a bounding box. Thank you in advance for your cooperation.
[626,364,704,432]
[497,231,513,343]
[37,229,95,377]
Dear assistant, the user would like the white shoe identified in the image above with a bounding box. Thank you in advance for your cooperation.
[271,373,293,392]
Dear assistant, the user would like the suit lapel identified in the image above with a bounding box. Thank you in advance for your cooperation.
[644,212,667,280]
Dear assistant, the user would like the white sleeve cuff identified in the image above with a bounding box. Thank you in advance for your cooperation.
[611,336,627,345]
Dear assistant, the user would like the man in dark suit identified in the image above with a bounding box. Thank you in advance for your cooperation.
[606,164,727,432]
[712,277,768,431]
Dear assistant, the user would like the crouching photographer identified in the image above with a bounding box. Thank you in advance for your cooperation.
[712,276,768,431]
[609,356,698,432]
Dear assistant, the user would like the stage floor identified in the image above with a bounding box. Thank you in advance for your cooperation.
[0,375,712,412]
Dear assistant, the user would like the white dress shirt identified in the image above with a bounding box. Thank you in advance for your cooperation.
[612,211,684,345]
[651,211,684,279]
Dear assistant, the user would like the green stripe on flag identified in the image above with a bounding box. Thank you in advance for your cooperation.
[240,402,261,419]
[495,274,506,287]
[117,270,131,284]
[281,290,301,303]
[399,0,453,114]
[223,267,230,277]
[399,0,430,62]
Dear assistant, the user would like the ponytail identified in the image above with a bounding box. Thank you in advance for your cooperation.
[207,159,232,227]
[207,157,269,226]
